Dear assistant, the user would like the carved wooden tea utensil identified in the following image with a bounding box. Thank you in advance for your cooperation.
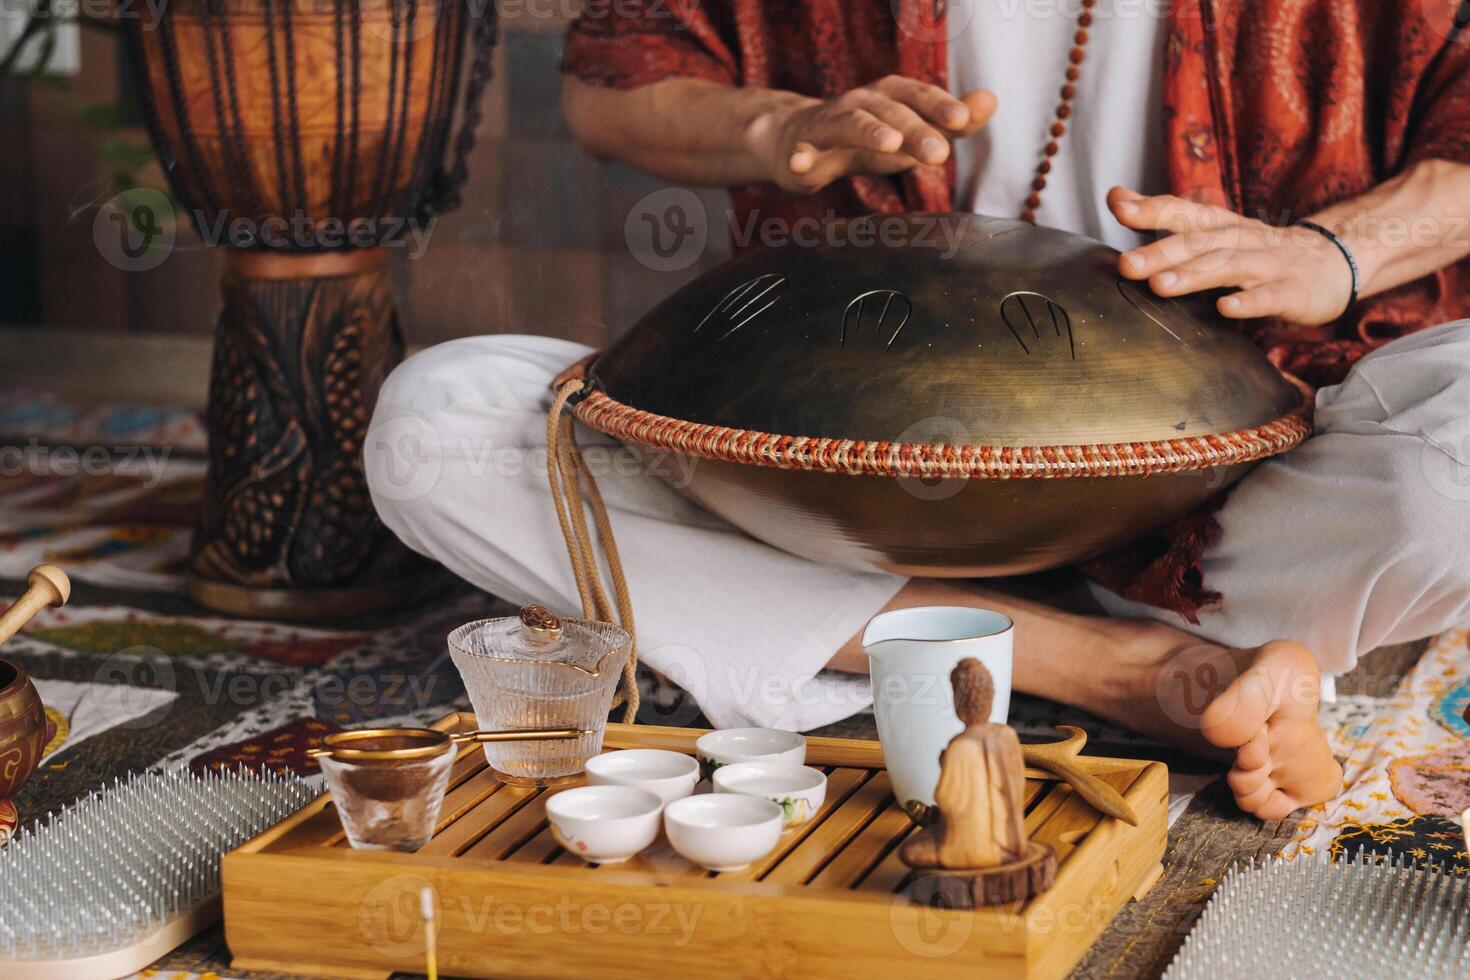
[306,726,593,762]
[1021,726,1139,826]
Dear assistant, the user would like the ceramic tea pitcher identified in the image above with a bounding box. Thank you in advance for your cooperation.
[862,606,1014,809]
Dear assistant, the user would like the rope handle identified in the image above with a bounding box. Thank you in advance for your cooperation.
[546,379,639,724]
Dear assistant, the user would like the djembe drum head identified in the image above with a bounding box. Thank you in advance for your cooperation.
[569,214,1311,576]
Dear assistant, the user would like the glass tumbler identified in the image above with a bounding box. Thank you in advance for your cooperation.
[318,742,455,851]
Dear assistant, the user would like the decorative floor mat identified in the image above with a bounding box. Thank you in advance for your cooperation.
[1288,628,1470,869]
[0,390,205,590]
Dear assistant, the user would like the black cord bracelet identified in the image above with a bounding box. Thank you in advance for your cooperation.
[1294,219,1360,316]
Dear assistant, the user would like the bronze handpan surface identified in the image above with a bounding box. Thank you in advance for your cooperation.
[580,214,1308,575]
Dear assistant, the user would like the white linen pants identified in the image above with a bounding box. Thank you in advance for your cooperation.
[365,321,1470,731]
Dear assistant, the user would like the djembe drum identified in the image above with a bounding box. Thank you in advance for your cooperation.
[127,0,495,618]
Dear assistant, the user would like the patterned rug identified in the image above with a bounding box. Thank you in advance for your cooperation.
[0,391,1459,979]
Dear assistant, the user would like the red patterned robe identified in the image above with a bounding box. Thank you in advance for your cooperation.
[564,0,1470,617]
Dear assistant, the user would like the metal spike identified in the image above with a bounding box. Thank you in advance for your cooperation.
[1165,852,1470,979]
[0,767,313,963]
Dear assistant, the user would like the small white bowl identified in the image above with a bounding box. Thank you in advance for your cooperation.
[545,785,662,865]
[664,794,784,872]
[586,749,700,805]
[713,761,827,826]
[695,728,805,777]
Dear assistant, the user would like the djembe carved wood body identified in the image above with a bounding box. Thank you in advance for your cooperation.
[128,0,496,618]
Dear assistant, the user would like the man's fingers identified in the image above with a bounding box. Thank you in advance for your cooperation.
[1218,282,1292,319]
[787,141,820,176]
[800,103,903,156]
[1146,249,1260,296]
[1109,187,1243,234]
[1119,230,1250,278]
[954,90,999,136]
[849,90,951,164]
[852,149,927,176]
[872,74,974,130]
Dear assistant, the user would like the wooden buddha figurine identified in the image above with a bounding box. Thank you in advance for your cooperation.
[901,658,1029,870]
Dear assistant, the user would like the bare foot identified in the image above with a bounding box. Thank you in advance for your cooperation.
[1086,628,1343,820]
[1199,640,1343,819]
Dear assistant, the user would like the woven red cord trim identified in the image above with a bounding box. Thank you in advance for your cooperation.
[570,381,1313,480]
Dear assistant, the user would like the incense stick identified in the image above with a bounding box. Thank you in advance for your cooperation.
[421,886,438,980]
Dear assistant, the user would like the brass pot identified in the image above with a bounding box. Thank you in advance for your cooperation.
[0,658,47,804]
[572,214,1310,575]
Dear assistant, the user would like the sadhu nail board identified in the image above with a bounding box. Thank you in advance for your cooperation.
[222,712,1168,979]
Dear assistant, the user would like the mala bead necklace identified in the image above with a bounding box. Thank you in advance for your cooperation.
[1021,0,1096,223]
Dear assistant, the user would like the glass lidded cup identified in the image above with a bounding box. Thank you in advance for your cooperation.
[449,604,632,786]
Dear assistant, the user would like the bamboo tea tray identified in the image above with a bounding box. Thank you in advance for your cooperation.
[222,712,1168,979]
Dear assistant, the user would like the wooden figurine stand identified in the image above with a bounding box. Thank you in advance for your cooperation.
[899,658,1058,908]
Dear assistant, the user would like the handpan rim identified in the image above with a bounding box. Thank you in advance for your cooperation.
[568,364,1314,479]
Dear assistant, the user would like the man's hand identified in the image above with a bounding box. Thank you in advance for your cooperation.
[1109,187,1356,326]
[748,78,996,194]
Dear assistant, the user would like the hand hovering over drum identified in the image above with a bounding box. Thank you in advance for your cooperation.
[563,76,995,195]
[1107,187,1356,326]
[751,80,997,194]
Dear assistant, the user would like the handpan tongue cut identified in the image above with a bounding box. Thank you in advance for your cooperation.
[571,213,1310,576]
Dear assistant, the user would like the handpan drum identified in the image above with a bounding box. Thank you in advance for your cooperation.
[570,214,1312,576]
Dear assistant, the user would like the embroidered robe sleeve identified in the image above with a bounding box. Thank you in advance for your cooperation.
[562,0,741,89]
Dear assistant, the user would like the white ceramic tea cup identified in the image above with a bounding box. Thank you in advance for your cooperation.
[585,749,700,805]
[545,785,662,865]
[862,606,1014,809]
[664,794,784,872]
[712,761,827,826]
[695,728,805,776]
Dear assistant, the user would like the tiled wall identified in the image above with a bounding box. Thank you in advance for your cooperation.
[0,7,734,351]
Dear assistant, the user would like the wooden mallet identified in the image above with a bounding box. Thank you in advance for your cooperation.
[0,565,71,646]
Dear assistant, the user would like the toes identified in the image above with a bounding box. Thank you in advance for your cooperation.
[1228,763,1273,800]
[1251,790,1299,822]
[1232,773,1280,813]
[1235,729,1271,771]
[1267,721,1344,802]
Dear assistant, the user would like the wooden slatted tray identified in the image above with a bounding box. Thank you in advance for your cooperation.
[222,712,1168,980]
